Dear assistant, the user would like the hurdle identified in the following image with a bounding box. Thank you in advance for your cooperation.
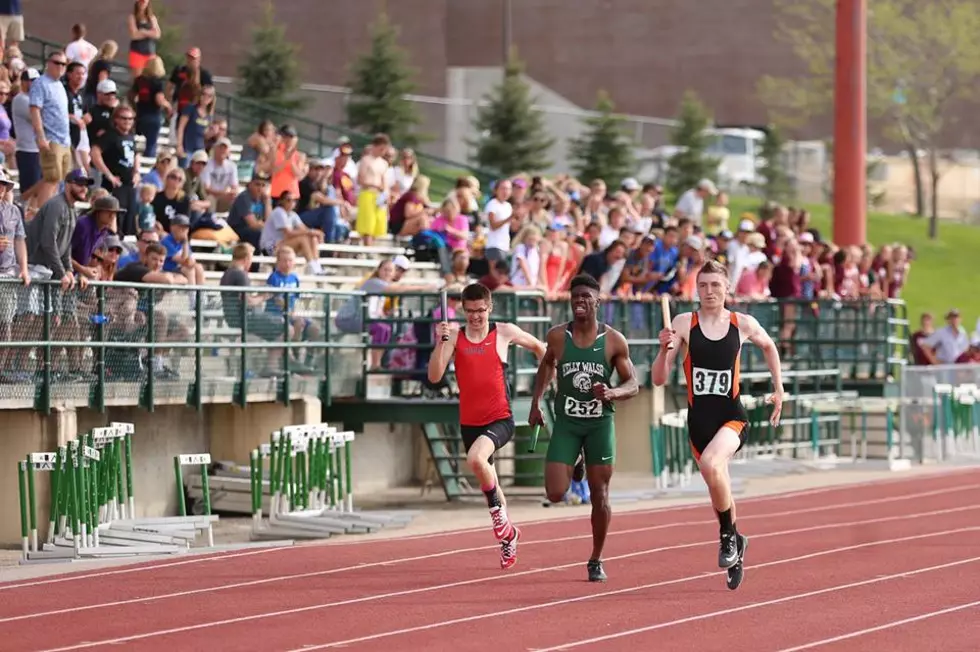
[248,423,418,541]
[16,423,219,564]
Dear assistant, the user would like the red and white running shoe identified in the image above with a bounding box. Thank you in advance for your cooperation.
[500,527,521,569]
[489,505,514,541]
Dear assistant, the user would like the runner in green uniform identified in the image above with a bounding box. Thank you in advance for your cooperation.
[529,273,639,582]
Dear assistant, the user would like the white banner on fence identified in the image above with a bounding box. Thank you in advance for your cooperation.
[900,363,980,462]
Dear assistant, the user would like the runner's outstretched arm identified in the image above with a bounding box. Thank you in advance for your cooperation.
[741,313,785,425]
[498,322,547,360]
[652,314,689,386]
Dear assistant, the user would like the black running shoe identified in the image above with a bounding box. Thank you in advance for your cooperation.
[719,531,739,569]
[572,452,586,482]
[726,534,748,591]
[587,559,607,582]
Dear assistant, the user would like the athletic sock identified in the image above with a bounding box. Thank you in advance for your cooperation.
[716,508,736,535]
[483,484,501,509]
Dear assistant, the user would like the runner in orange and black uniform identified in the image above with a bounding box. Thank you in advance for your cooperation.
[653,260,784,591]
[428,282,546,570]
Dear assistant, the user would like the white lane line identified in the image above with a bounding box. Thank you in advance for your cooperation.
[292,529,980,651]
[34,509,980,650]
[3,467,975,590]
[2,484,973,623]
[772,600,980,651]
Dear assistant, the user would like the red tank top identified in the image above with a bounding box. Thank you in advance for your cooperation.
[454,323,511,426]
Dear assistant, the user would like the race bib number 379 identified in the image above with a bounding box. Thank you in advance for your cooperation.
[564,396,602,418]
[692,367,732,397]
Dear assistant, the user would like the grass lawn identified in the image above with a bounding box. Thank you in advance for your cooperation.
[726,196,980,326]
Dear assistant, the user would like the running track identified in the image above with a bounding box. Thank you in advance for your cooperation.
[1,469,979,651]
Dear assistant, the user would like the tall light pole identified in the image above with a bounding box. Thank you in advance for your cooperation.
[832,0,867,246]
[502,0,513,63]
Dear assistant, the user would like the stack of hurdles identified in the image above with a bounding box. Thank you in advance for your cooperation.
[183,423,420,540]
[16,422,221,565]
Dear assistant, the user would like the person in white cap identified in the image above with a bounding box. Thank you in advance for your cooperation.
[12,67,42,206]
[201,136,239,212]
[673,178,718,228]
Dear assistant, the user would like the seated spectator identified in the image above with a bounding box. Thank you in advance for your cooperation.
[240,119,277,180]
[227,172,271,248]
[429,196,468,252]
[136,183,157,232]
[444,248,471,286]
[113,241,188,379]
[118,228,158,269]
[298,158,348,243]
[259,190,324,275]
[160,214,204,287]
[264,246,320,371]
[578,240,627,296]
[151,165,190,231]
[200,137,238,212]
[141,149,174,190]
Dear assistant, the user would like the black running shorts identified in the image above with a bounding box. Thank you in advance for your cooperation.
[460,417,515,465]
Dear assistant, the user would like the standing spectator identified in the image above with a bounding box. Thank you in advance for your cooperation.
[0,78,12,164]
[0,0,23,53]
[355,133,391,246]
[62,62,88,173]
[483,179,514,262]
[919,309,969,365]
[509,224,542,289]
[129,55,170,158]
[0,169,27,379]
[166,47,212,134]
[388,175,430,238]
[29,51,72,207]
[65,24,98,79]
[174,84,214,167]
[82,40,117,109]
[672,178,717,228]
[127,0,160,76]
[269,124,305,201]
[26,169,94,290]
[390,147,418,196]
[12,67,39,208]
[909,313,935,366]
[91,104,139,236]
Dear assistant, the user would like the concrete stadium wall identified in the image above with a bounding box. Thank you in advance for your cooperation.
[0,400,415,547]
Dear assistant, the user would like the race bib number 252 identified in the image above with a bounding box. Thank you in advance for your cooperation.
[564,396,602,418]
[692,367,732,397]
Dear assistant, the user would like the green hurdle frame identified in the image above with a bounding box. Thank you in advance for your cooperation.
[173,453,214,546]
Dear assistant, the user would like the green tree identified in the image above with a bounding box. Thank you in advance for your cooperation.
[469,48,554,176]
[758,0,980,238]
[757,124,793,203]
[568,90,635,185]
[153,3,185,75]
[665,91,718,197]
[236,2,309,121]
[345,12,424,147]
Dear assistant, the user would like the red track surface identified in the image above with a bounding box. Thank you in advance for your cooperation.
[2,469,979,652]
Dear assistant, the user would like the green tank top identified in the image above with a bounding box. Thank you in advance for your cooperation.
[555,322,615,422]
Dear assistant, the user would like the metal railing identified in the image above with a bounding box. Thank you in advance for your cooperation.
[0,278,906,414]
[20,35,499,197]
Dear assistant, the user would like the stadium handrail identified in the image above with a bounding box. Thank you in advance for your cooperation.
[0,276,908,415]
[20,34,500,195]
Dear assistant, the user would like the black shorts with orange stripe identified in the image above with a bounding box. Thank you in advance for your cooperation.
[687,416,749,462]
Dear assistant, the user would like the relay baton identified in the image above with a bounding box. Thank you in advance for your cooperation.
[527,424,541,453]
[660,294,674,350]
[440,288,449,341]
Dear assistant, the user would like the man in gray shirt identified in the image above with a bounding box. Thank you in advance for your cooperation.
[26,168,94,292]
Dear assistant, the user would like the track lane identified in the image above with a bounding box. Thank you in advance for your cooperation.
[34,500,979,651]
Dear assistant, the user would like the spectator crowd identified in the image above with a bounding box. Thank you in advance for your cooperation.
[0,6,956,385]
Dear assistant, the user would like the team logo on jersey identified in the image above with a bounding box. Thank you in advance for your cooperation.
[572,371,592,393]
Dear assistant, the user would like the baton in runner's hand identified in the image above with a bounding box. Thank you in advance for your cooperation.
[660,294,674,350]
[527,425,541,453]
[440,289,449,341]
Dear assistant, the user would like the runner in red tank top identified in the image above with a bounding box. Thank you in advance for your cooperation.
[428,282,546,569]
